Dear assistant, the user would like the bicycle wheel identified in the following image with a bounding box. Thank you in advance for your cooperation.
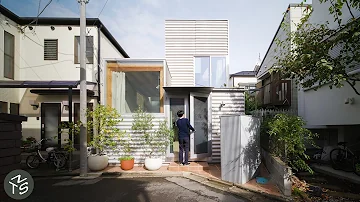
[330,148,346,170]
[26,154,40,169]
[53,152,67,169]
[353,156,360,176]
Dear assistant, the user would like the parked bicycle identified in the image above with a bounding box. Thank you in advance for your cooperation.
[25,138,67,170]
[330,142,360,176]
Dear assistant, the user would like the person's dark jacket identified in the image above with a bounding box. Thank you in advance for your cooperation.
[176,118,195,139]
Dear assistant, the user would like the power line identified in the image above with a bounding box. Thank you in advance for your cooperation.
[21,0,53,32]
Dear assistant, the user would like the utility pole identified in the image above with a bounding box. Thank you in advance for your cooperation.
[78,0,89,177]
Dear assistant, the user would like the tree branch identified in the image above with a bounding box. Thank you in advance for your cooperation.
[346,80,360,95]
[345,0,355,19]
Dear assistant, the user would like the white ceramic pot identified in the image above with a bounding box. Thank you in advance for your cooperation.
[144,158,162,171]
[88,155,109,171]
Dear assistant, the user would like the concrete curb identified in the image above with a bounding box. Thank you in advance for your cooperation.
[186,172,293,202]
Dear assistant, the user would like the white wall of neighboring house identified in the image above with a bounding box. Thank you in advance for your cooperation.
[0,13,21,106]
[231,76,257,88]
[299,0,360,127]
[0,17,126,141]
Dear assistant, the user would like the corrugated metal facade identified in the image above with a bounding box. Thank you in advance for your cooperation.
[210,89,245,163]
[105,114,167,165]
[165,20,229,87]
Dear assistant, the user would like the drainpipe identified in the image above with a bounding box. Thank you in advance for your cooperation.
[97,24,102,104]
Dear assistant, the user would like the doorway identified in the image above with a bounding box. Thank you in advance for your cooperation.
[41,103,61,149]
[168,96,189,161]
[190,93,211,160]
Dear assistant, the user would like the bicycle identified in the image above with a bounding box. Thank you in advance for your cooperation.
[25,138,67,171]
[330,142,360,176]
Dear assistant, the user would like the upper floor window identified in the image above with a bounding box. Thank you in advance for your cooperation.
[0,101,7,113]
[74,36,93,64]
[195,56,227,88]
[44,39,58,60]
[4,31,14,79]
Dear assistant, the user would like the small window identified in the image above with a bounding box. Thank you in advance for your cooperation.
[74,36,94,64]
[10,103,19,115]
[0,101,8,113]
[4,31,15,79]
[44,39,58,60]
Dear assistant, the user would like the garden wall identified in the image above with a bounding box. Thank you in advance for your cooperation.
[261,148,292,196]
[0,113,27,198]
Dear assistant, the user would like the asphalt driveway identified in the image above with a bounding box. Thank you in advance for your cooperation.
[1,176,276,202]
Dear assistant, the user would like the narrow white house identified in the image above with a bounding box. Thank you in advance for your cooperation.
[0,5,129,149]
[297,0,360,148]
[104,20,246,165]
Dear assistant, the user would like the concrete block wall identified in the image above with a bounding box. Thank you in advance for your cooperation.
[0,113,27,198]
[261,148,292,196]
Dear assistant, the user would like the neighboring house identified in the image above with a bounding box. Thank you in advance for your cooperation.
[229,71,257,89]
[0,5,129,149]
[297,0,360,149]
[105,20,246,164]
[255,4,309,111]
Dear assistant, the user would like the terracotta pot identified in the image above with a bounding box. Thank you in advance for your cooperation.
[121,159,134,170]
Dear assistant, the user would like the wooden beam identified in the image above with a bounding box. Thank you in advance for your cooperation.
[107,67,112,107]
[107,63,163,70]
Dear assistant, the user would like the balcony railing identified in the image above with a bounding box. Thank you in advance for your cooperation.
[257,80,291,106]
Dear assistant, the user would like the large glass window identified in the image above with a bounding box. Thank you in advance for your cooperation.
[211,57,227,88]
[112,71,160,113]
[195,56,227,88]
[195,57,210,87]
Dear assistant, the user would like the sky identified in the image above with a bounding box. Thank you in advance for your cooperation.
[1,0,308,74]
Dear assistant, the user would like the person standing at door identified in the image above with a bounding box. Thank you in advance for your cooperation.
[176,110,195,166]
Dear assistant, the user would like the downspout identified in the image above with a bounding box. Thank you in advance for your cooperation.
[97,24,102,104]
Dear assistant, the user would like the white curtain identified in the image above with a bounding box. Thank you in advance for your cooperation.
[112,71,126,113]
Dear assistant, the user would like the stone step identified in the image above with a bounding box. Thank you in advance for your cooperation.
[168,162,209,171]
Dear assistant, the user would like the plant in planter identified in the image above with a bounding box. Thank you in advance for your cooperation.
[86,105,125,171]
[118,133,134,170]
[132,107,174,171]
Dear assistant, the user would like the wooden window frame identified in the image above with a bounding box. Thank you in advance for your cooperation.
[4,31,15,80]
[74,36,94,64]
[106,63,164,113]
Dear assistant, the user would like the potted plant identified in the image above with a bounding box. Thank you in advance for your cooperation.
[132,107,174,171]
[118,133,134,170]
[87,105,125,171]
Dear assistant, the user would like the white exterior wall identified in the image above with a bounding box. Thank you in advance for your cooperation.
[231,76,257,88]
[100,32,125,103]
[300,0,360,126]
[0,13,21,106]
[19,25,99,84]
[106,114,167,164]
[302,82,360,126]
[210,89,245,163]
[165,20,229,87]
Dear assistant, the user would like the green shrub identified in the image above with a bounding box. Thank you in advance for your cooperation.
[266,113,318,174]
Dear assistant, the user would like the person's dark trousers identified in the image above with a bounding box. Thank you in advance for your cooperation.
[179,137,190,164]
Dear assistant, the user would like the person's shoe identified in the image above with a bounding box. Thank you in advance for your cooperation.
[179,163,184,166]
[183,163,190,166]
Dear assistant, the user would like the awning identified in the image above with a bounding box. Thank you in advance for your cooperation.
[0,80,97,88]
[163,86,213,93]
[30,89,97,97]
